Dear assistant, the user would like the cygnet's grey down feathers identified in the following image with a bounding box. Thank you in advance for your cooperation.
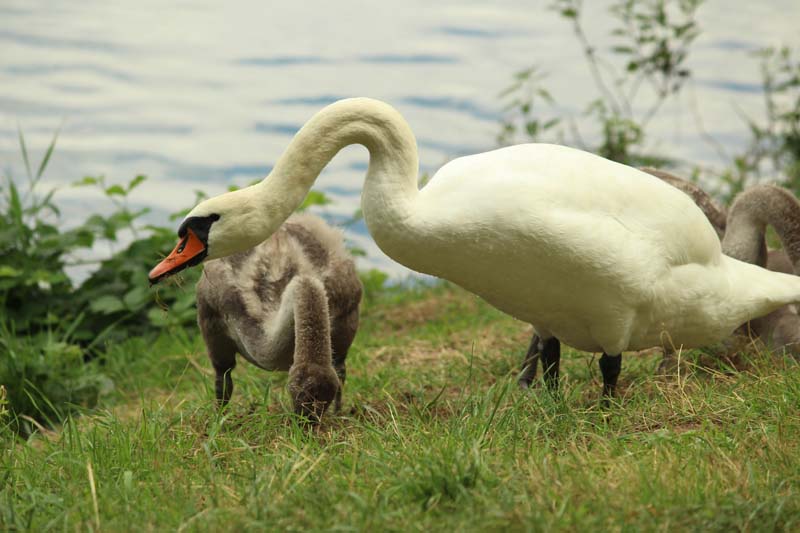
[196,213,362,420]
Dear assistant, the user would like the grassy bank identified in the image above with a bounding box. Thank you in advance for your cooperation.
[1,281,799,531]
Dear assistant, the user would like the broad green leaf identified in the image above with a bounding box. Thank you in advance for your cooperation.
[298,190,331,212]
[74,176,99,187]
[127,174,147,192]
[123,286,149,311]
[0,265,21,277]
[90,295,126,314]
[105,185,126,197]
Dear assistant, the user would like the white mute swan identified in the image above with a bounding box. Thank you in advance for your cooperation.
[193,213,361,420]
[148,98,800,397]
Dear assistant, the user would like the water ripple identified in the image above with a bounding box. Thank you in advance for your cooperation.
[5,63,136,82]
[270,95,349,106]
[237,56,329,66]
[0,29,125,53]
[254,122,301,135]
[359,54,459,64]
[400,96,500,121]
[438,26,513,38]
[698,79,761,93]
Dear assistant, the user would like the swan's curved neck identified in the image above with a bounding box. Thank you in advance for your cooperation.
[262,98,420,254]
[723,185,800,272]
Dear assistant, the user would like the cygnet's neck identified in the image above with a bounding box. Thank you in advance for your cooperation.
[724,185,800,272]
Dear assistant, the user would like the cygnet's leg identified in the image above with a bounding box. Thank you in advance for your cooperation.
[598,353,622,401]
[518,333,541,389]
[330,308,359,412]
[202,329,238,406]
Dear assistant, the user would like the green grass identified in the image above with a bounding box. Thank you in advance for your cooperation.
[2,282,799,531]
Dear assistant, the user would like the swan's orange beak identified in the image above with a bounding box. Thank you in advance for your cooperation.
[148,229,207,284]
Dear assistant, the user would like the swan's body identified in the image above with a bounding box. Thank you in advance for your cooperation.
[639,167,728,238]
[150,98,800,394]
[411,145,798,354]
[195,213,361,417]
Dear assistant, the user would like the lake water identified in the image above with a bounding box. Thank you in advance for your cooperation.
[1,0,798,278]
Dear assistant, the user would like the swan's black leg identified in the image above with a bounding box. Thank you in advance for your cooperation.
[599,352,622,402]
[518,333,541,389]
[540,337,561,392]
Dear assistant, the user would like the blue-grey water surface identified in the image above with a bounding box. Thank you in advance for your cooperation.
[1,1,798,278]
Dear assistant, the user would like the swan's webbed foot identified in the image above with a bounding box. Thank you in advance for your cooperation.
[599,352,622,405]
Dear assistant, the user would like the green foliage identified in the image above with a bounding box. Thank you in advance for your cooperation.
[721,46,800,200]
[0,132,91,333]
[298,189,332,211]
[500,0,703,164]
[358,269,389,302]
[74,225,201,341]
[497,67,560,146]
[0,321,112,436]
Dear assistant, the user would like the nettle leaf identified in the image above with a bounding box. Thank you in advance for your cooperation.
[123,286,149,311]
[127,175,147,192]
[105,185,126,197]
[74,176,99,187]
[0,265,21,277]
[298,190,331,212]
[561,8,577,19]
[147,307,172,327]
[90,295,126,315]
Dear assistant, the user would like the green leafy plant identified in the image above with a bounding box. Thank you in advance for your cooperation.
[720,46,800,200]
[0,131,94,334]
[500,0,703,165]
[0,319,112,436]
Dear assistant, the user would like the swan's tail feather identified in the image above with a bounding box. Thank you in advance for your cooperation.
[727,257,800,321]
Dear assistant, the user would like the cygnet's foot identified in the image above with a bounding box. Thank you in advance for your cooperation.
[518,373,536,390]
[288,364,342,423]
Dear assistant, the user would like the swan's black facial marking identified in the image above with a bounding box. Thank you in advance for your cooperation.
[178,213,220,242]
[148,213,220,284]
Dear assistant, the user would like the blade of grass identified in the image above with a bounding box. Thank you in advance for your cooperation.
[17,127,32,183]
[35,128,60,183]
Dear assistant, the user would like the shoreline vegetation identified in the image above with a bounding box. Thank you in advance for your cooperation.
[2,0,799,529]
